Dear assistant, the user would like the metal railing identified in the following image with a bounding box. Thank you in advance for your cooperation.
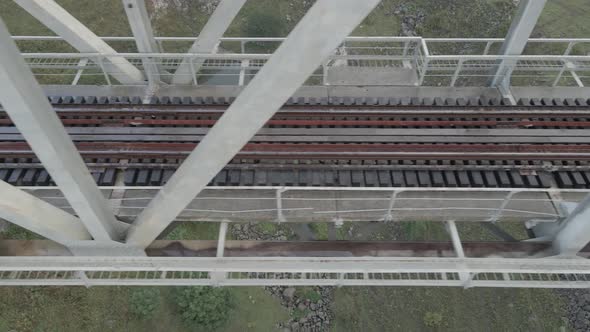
[12,36,590,88]
[25,186,588,224]
[8,186,589,287]
[1,256,590,288]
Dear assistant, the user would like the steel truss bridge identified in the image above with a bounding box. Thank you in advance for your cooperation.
[0,0,590,288]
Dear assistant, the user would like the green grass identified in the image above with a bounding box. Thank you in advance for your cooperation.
[309,223,329,240]
[458,221,529,241]
[295,287,323,303]
[537,0,590,38]
[0,224,42,240]
[164,222,220,240]
[0,286,289,332]
[254,222,278,235]
[333,287,568,332]
[401,221,448,241]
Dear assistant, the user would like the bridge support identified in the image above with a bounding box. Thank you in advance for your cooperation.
[15,0,145,85]
[122,0,161,85]
[0,19,122,242]
[0,181,91,244]
[171,0,247,85]
[490,0,547,89]
[553,194,590,256]
[126,0,382,248]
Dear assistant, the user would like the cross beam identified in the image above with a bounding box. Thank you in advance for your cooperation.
[14,0,145,85]
[490,0,547,88]
[0,19,121,241]
[122,0,160,85]
[171,0,247,85]
[0,181,91,244]
[126,0,381,248]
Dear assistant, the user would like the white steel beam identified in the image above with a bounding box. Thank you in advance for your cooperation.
[490,0,547,87]
[0,181,91,244]
[0,256,588,274]
[171,0,247,85]
[14,0,145,85]
[122,0,160,84]
[0,19,121,241]
[126,0,381,248]
[553,194,590,256]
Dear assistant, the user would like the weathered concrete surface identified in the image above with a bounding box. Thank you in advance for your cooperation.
[326,67,419,86]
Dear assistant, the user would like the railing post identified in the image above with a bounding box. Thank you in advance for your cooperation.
[276,188,287,223]
[238,59,249,86]
[487,191,519,223]
[450,59,464,87]
[418,59,429,86]
[71,57,89,85]
[322,60,329,85]
[189,57,198,86]
[563,42,575,56]
[401,39,410,57]
[97,56,112,86]
[421,38,430,57]
[552,60,567,87]
[384,190,401,222]
[482,41,493,55]
[216,221,228,258]
[445,220,471,288]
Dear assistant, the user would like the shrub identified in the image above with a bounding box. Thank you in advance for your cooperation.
[129,288,161,319]
[175,286,234,329]
[423,311,444,328]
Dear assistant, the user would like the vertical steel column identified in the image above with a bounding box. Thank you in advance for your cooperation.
[171,0,248,84]
[126,0,381,248]
[490,0,547,88]
[15,0,145,84]
[553,194,590,256]
[122,0,161,85]
[0,19,121,241]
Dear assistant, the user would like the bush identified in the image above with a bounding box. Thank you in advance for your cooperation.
[423,311,444,328]
[129,288,161,318]
[175,286,234,329]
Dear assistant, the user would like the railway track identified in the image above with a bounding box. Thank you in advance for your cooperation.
[1,96,590,188]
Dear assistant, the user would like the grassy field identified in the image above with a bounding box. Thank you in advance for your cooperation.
[333,287,568,332]
[0,286,289,332]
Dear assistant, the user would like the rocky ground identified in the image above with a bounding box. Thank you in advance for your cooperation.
[231,222,334,331]
[230,222,290,241]
[267,286,334,332]
[391,4,426,36]
[560,290,590,331]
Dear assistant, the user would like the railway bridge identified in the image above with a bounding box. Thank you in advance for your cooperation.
[0,0,590,287]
